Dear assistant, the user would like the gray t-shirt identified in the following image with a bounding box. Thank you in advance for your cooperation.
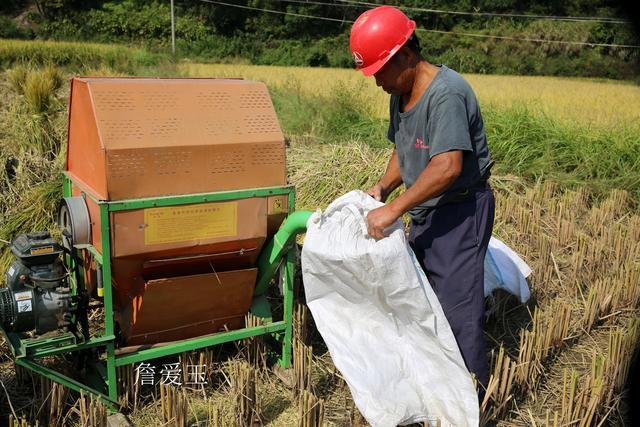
[387,64,491,221]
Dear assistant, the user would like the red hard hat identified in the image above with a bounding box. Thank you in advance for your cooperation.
[349,6,416,76]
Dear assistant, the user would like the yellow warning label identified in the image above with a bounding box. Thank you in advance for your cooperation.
[30,246,54,255]
[144,202,237,245]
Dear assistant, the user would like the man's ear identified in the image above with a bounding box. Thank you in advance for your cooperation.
[396,46,416,66]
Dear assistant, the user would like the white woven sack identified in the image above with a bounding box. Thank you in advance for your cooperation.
[301,190,479,427]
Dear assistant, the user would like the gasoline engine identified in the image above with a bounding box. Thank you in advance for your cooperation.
[0,232,73,334]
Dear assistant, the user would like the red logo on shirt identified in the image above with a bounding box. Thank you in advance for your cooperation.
[415,138,429,149]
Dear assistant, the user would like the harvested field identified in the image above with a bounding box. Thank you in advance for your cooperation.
[0,52,638,426]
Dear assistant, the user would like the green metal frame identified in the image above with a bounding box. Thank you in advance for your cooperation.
[2,174,310,410]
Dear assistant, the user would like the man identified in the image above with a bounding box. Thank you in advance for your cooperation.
[350,6,495,390]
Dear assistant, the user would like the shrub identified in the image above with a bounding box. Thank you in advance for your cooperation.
[0,15,33,39]
[40,0,208,44]
[307,51,329,67]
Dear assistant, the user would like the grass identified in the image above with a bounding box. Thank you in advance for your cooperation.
[269,83,389,148]
[268,82,640,201]
[0,39,163,73]
[483,104,640,199]
[0,51,638,426]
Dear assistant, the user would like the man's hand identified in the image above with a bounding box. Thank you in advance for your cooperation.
[367,183,389,202]
[367,149,402,203]
[366,205,400,240]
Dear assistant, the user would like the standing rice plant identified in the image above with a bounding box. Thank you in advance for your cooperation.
[0,39,162,72]
[320,81,388,147]
[487,104,640,198]
[271,79,388,147]
[0,149,63,222]
[6,65,28,95]
[181,63,640,128]
[273,77,640,198]
[6,66,66,157]
[23,68,59,115]
[1,66,71,289]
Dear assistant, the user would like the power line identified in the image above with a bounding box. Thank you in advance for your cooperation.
[333,0,631,24]
[267,0,630,25]
[198,0,350,23]
[414,27,640,49]
[196,0,640,49]
[269,0,359,10]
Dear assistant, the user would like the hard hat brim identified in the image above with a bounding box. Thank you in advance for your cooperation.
[358,56,390,77]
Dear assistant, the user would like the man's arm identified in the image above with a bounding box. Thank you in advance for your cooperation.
[388,150,462,215]
[367,149,403,202]
[366,150,462,239]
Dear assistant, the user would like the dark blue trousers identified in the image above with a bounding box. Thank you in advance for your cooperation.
[409,185,495,389]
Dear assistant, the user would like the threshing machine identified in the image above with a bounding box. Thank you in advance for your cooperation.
[0,77,312,408]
